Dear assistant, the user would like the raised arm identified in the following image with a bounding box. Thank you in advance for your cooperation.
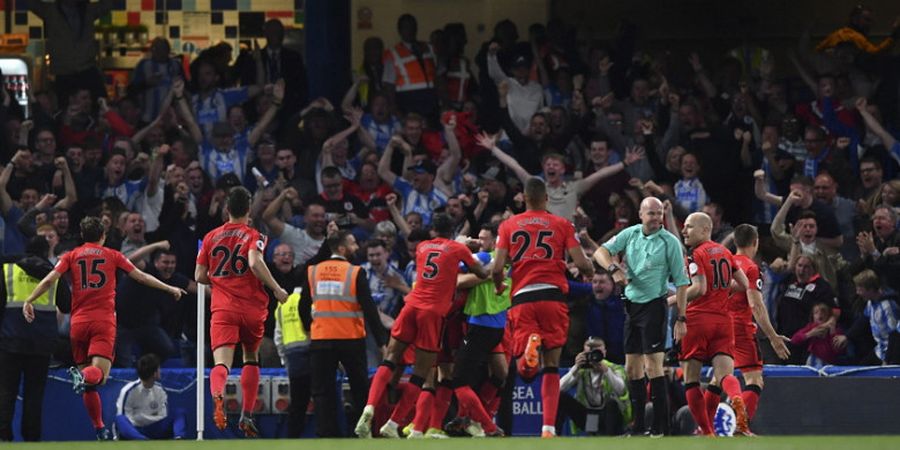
[771,190,801,250]
[377,136,403,186]
[435,114,462,195]
[126,240,171,269]
[385,192,411,237]
[0,152,21,216]
[475,131,531,185]
[145,145,169,200]
[856,97,897,149]
[43,159,73,212]
[576,146,643,196]
[753,169,784,206]
[486,42,508,85]
[688,52,717,99]
[248,79,284,147]
[171,78,202,143]
[262,187,295,238]
[341,74,365,111]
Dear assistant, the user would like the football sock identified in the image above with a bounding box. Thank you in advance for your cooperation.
[540,367,560,428]
[742,385,762,420]
[411,388,434,433]
[721,375,742,400]
[704,384,723,426]
[81,366,102,386]
[240,362,260,415]
[390,374,423,423]
[82,387,104,429]
[685,383,712,435]
[428,381,453,430]
[366,361,396,406]
[649,376,669,435]
[455,385,498,432]
[628,378,647,433]
[210,364,229,398]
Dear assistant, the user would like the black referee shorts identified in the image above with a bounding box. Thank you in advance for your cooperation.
[623,296,668,355]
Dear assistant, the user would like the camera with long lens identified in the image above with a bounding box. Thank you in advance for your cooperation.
[580,349,605,368]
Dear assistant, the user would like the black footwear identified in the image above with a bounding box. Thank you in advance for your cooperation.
[238,415,260,438]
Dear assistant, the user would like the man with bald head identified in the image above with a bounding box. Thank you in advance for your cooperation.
[594,197,689,436]
[673,212,751,436]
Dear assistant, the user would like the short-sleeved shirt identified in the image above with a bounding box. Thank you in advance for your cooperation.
[200,142,251,183]
[197,222,270,315]
[393,177,448,226]
[54,243,136,324]
[601,224,690,303]
[497,210,579,296]
[98,178,148,212]
[685,240,736,320]
[728,254,761,326]
[545,180,583,223]
[279,224,324,267]
[404,237,478,316]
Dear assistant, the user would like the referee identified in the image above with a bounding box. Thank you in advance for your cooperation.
[593,197,689,436]
[300,230,387,437]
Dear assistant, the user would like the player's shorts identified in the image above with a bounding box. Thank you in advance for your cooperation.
[70,320,116,364]
[623,296,668,355]
[211,310,265,353]
[438,312,467,364]
[679,314,735,363]
[509,300,569,357]
[391,305,444,353]
[733,323,763,371]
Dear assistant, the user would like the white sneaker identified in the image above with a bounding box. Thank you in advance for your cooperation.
[466,421,486,437]
[354,405,374,438]
[406,430,424,439]
[380,420,401,438]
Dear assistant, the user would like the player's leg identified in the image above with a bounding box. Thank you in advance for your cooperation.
[536,301,569,438]
[511,305,542,380]
[483,351,509,417]
[711,353,748,434]
[81,356,112,439]
[238,343,262,436]
[356,336,408,437]
[425,363,455,436]
[704,375,722,428]
[741,370,764,422]
[406,366,436,437]
[681,359,712,435]
[395,349,438,438]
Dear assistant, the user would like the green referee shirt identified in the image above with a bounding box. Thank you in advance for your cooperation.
[601,224,690,303]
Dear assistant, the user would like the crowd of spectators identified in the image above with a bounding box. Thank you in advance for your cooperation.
[2,6,900,376]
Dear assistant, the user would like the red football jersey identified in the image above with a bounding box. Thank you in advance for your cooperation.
[197,222,270,314]
[54,242,136,324]
[728,254,761,326]
[404,237,479,316]
[686,240,735,319]
[497,210,579,296]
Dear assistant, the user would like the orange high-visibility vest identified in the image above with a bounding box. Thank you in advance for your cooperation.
[308,259,365,340]
[386,42,436,92]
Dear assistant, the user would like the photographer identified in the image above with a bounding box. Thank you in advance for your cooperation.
[557,337,630,435]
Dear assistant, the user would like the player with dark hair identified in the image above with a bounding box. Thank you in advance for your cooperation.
[23,216,185,440]
[494,177,595,437]
[196,186,290,437]
[355,213,488,438]
[703,224,790,434]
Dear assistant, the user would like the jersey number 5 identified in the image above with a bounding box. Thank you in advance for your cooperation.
[422,252,440,280]
[511,230,554,262]
[211,244,250,277]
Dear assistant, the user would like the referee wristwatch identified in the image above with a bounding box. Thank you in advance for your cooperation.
[607,263,620,273]
[676,315,687,323]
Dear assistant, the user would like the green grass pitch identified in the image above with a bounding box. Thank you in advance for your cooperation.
[12,436,900,450]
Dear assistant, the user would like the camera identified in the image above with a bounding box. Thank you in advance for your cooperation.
[580,349,605,368]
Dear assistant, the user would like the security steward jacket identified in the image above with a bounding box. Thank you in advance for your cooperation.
[299,255,387,350]
[0,256,66,355]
